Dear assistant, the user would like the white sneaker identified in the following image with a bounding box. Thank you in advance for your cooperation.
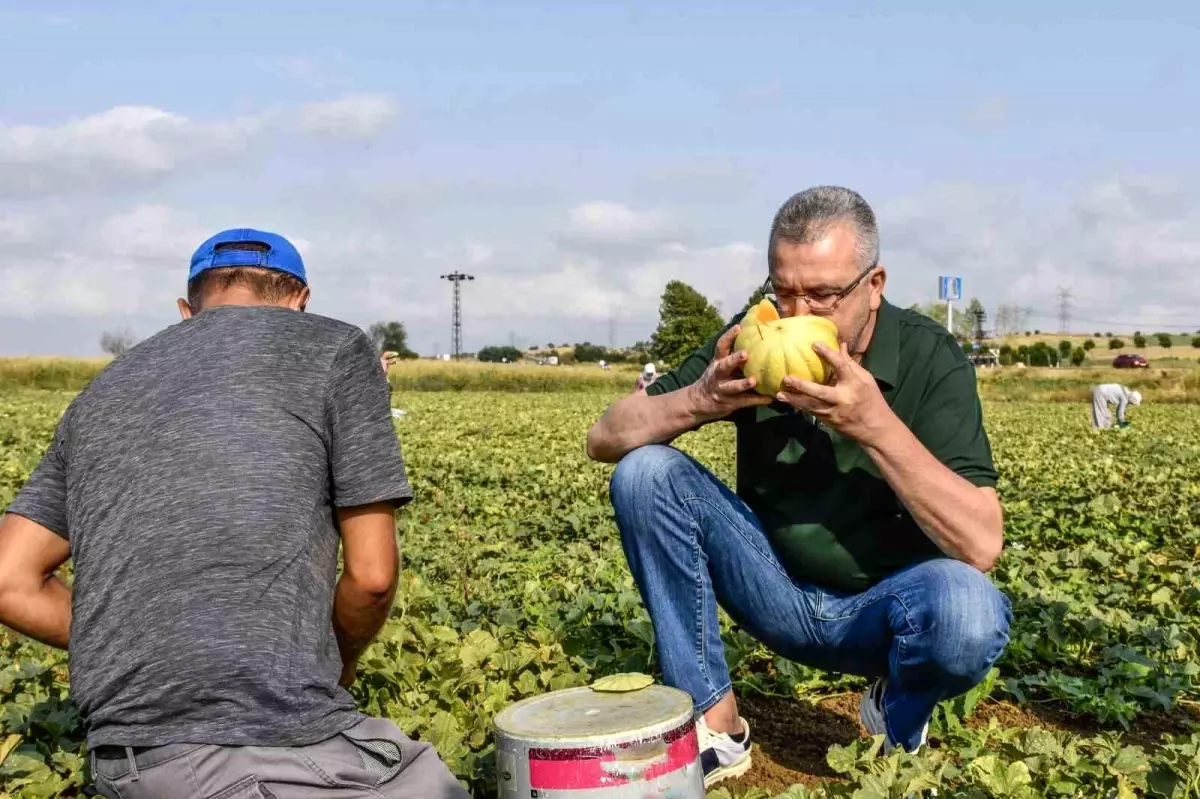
[696,715,753,788]
[858,679,928,755]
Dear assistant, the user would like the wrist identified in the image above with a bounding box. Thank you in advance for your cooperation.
[859,404,907,451]
[679,384,712,424]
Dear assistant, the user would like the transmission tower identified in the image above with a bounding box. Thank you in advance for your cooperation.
[972,306,988,344]
[1055,287,1073,333]
[440,272,475,359]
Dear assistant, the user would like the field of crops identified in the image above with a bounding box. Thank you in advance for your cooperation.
[2,385,1200,798]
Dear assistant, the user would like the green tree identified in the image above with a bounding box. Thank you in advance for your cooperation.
[1156,333,1173,349]
[100,328,137,356]
[573,342,610,362]
[650,281,725,367]
[368,321,418,359]
[1058,340,1073,362]
[1192,336,1200,348]
[1109,338,1125,350]
[1133,333,1147,348]
[477,345,522,363]
[1070,347,1087,366]
[908,299,979,340]
[1083,339,1096,351]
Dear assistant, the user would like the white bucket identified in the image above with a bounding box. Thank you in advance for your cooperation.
[494,683,704,798]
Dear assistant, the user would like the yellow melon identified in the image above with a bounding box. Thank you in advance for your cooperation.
[735,314,840,395]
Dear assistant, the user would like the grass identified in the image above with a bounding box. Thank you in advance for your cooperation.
[0,357,110,392]
[386,359,636,393]
[2,356,1196,402]
[976,364,1200,403]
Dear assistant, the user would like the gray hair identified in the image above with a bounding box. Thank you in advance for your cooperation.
[768,186,880,271]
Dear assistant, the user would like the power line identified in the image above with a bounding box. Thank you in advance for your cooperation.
[440,272,475,359]
[1018,309,1198,331]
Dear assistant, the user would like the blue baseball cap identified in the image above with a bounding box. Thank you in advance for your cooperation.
[188,228,307,286]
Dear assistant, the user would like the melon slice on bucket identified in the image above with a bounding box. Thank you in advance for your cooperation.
[590,673,655,693]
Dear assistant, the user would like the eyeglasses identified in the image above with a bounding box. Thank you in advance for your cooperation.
[761,262,877,314]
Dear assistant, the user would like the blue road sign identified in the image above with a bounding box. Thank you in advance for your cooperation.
[938,276,963,301]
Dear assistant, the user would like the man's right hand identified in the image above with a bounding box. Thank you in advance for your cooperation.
[685,325,774,423]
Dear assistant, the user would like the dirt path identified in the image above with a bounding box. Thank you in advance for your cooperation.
[719,691,1200,795]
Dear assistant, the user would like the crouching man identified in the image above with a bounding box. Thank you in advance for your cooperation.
[586,187,1011,788]
[0,229,468,799]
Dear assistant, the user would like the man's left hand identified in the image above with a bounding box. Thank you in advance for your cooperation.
[776,341,895,444]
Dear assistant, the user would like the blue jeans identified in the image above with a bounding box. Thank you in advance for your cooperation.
[610,445,1012,751]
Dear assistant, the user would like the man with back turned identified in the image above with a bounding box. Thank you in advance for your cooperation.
[0,229,468,798]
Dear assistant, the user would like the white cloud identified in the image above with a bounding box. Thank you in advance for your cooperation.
[0,94,401,200]
[0,106,262,198]
[566,201,667,241]
[3,164,1199,357]
[0,204,208,317]
[879,177,1200,331]
[297,94,399,140]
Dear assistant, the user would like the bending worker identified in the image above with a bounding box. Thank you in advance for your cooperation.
[1092,383,1142,429]
[635,362,658,391]
[587,186,1011,788]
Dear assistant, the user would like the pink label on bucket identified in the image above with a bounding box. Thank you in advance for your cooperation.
[528,722,698,790]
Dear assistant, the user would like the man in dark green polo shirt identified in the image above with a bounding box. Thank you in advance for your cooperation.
[586,186,1011,789]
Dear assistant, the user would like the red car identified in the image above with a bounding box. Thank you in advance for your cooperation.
[1113,353,1149,369]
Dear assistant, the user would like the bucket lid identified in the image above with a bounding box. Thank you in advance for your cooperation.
[494,684,693,744]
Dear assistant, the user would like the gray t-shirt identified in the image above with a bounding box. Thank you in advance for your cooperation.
[7,305,412,748]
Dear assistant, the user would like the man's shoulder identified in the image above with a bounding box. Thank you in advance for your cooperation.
[82,310,367,397]
[264,310,365,345]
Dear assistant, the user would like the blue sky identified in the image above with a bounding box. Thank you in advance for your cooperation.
[2,1,1198,354]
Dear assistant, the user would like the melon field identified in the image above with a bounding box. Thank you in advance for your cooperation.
[2,383,1200,797]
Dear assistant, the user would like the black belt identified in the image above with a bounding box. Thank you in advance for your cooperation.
[92,745,156,761]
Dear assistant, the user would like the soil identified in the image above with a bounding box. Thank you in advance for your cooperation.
[718,690,1200,795]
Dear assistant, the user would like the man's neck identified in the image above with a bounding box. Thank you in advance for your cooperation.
[199,288,289,310]
[852,309,879,363]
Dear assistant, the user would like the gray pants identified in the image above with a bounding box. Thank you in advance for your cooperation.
[90,718,470,799]
[1091,392,1114,429]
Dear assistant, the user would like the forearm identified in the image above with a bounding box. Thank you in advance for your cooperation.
[586,388,703,463]
[0,574,72,649]
[332,575,395,668]
[862,415,1004,572]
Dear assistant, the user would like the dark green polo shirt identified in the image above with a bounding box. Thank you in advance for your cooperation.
[644,298,997,593]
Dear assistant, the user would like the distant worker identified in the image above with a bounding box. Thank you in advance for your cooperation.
[1092,383,1142,429]
[0,229,468,799]
[635,362,657,391]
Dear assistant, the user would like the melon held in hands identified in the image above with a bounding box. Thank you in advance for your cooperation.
[736,300,840,395]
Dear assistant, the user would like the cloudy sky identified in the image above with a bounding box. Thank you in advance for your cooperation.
[2,1,1198,356]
